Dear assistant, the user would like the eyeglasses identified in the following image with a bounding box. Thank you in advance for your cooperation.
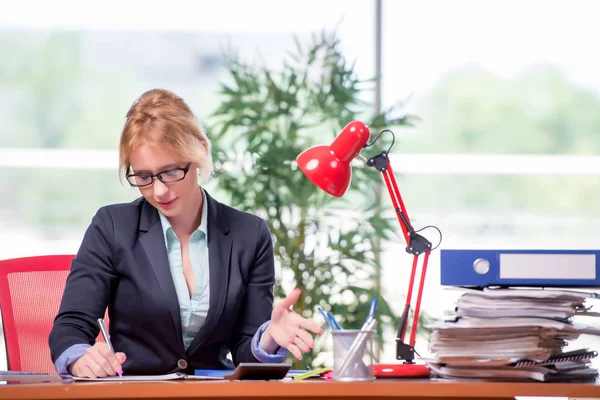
[126,162,192,187]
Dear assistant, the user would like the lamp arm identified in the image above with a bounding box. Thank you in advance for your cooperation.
[361,151,432,364]
[362,151,433,255]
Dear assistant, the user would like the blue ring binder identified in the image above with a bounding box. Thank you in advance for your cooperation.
[440,249,600,287]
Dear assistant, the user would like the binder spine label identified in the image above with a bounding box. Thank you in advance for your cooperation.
[499,253,596,280]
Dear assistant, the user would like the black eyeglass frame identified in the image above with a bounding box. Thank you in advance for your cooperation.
[126,162,192,187]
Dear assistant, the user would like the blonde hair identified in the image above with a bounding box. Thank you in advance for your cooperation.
[119,89,214,183]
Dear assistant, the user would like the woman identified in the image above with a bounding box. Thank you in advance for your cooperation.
[49,89,322,378]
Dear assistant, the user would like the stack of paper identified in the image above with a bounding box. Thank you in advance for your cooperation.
[428,287,600,382]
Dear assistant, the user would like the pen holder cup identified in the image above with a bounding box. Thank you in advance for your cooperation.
[332,329,375,381]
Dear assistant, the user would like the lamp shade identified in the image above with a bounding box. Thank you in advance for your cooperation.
[296,121,370,197]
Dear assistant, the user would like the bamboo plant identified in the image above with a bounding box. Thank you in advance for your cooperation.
[209,30,427,368]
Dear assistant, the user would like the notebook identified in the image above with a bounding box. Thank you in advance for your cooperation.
[514,349,598,367]
[73,372,217,381]
[428,362,598,382]
[73,363,291,381]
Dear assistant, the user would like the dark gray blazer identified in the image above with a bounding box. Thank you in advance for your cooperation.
[49,191,275,375]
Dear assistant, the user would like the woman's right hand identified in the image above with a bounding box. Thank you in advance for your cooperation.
[69,342,126,378]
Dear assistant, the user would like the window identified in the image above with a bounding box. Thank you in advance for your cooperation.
[381,0,600,362]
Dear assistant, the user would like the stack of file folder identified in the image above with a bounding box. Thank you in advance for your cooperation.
[428,287,600,382]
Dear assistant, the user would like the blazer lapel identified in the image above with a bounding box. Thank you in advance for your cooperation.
[187,192,232,355]
[138,200,183,345]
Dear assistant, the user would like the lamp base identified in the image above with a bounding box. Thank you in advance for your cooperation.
[373,363,430,379]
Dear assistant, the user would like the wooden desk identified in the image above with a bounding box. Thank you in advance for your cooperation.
[2,380,600,400]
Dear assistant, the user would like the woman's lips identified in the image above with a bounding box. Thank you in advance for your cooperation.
[158,198,176,207]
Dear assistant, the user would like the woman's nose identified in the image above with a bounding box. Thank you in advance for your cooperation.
[153,179,169,196]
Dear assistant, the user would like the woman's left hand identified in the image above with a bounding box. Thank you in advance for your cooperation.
[262,288,324,360]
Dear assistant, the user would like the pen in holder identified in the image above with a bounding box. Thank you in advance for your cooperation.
[332,318,377,381]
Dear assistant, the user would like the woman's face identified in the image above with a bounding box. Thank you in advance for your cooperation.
[128,143,199,218]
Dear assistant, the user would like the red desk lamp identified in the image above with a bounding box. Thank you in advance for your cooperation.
[296,121,441,378]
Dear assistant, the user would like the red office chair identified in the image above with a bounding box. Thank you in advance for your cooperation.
[0,255,75,374]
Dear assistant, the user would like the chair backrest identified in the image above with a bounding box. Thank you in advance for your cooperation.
[0,255,74,374]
